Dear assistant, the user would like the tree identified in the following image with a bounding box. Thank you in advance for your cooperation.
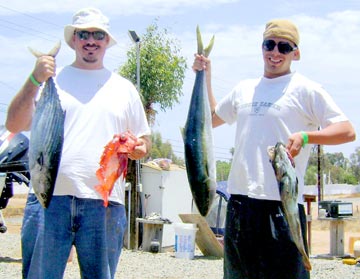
[305,146,359,185]
[304,165,318,185]
[119,21,187,249]
[216,160,231,181]
[349,147,360,183]
[119,19,187,125]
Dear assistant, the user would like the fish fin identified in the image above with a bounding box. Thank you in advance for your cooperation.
[48,41,61,57]
[196,25,204,55]
[204,35,215,57]
[304,257,312,271]
[34,191,48,208]
[95,185,109,207]
[180,127,184,140]
[196,25,215,57]
[37,152,44,171]
[28,40,61,58]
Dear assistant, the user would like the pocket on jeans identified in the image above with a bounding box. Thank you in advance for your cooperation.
[26,194,40,206]
[226,200,244,239]
[108,200,122,207]
[269,207,291,241]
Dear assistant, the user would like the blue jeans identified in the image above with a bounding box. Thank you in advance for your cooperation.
[224,195,310,279]
[21,194,127,279]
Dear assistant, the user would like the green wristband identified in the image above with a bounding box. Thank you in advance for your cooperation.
[29,73,42,87]
[301,131,309,148]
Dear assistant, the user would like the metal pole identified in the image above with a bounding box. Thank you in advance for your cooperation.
[135,40,141,193]
[317,144,321,202]
[136,41,140,96]
[128,30,141,249]
[128,30,142,193]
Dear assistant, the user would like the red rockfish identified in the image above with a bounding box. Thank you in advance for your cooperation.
[96,131,138,207]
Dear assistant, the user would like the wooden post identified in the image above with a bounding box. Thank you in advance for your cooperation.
[126,159,138,249]
[303,194,316,253]
[329,219,345,257]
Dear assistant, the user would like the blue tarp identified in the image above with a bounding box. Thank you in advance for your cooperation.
[216,180,230,201]
[208,181,229,236]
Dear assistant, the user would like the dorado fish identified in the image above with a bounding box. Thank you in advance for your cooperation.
[28,41,65,208]
[182,26,216,216]
[267,142,312,271]
[95,130,138,207]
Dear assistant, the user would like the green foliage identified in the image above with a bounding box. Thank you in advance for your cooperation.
[119,20,187,125]
[306,145,359,185]
[349,147,360,182]
[216,160,231,181]
[304,165,318,185]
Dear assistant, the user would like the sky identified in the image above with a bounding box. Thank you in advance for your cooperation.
[0,0,360,161]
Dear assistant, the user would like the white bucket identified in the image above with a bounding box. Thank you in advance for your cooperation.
[174,223,198,259]
[354,240,360,258]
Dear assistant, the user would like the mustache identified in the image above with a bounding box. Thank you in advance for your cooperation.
[83,43,99,48]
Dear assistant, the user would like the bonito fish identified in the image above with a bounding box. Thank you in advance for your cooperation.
[182,26,216,216]
[28,41,65,208]
[267,142,312,271]
[95,130,138,207]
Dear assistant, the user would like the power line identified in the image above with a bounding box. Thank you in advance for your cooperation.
[0,4,126,63]
[0,19,57,42]
[0,80,17,92]
[0,4,62,28]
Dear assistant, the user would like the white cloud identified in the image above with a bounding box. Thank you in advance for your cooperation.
[0,0,239,16]
[0,2,359,157]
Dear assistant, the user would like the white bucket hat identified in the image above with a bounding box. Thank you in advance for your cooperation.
[64,7,117,49]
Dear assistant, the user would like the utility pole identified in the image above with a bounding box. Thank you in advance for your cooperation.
[128,30,141,249]
[317,144,324,202]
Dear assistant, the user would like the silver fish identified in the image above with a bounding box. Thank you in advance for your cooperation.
[28,41,65,208]
[267,142,312,271]
[182,26,216,216]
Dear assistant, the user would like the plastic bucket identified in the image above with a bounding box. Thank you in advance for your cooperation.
[174,223,198,259]
[354,240,360,258]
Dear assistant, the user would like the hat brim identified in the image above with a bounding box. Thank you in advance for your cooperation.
[64,24,117,49]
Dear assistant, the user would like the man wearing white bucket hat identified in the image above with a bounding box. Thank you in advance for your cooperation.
[6,7,151,279]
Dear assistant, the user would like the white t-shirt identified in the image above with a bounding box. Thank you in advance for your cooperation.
[35,66,150,205]
[216,72,348,203]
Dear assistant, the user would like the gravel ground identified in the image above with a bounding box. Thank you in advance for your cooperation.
[1,233,360,279]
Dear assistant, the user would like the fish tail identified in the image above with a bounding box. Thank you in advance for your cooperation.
[28,41,61,58]
[196,25,215,57]
[303,255,312,271]
[95,185,109,207]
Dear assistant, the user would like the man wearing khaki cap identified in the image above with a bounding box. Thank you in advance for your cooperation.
[192,19,355,278]
[6,7,151,279]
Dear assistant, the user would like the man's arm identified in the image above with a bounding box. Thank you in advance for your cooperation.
[6,55,56,133]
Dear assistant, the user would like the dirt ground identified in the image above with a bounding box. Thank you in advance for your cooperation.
[2,193,360,256]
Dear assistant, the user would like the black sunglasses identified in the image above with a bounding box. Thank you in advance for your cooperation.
[75,30,107,41]
[262,39,297,55]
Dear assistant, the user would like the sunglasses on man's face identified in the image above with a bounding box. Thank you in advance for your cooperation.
[75,30,107,41]
[262,39,297,55]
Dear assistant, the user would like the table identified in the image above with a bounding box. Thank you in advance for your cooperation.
[318,217,355,257]
[135,218,166,253]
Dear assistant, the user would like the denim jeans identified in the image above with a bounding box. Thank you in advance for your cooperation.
[224,195,310,279]
[21,194,127,279]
